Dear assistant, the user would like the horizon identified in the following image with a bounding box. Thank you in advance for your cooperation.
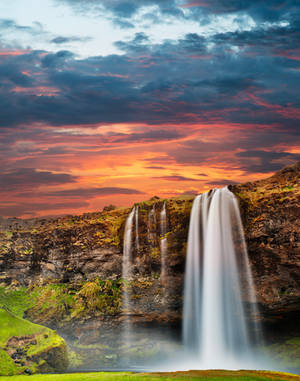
[0,0,300,218]
[1,159,298,221]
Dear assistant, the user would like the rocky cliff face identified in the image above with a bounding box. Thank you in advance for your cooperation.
[231,162,300,338]
[0,163,299,347]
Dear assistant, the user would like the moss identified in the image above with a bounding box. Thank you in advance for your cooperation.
[131,278,153,290]
[71,279,122,318]
[264,337,300,369]
[150,247,160,259]
[5,231,13,239]
[0,348,20,376]
[27,284,75,324]
[68,350,84,369]
[0,279,122,326]
[0,308,68,375]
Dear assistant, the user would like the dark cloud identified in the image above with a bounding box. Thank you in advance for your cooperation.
[205,179,238,187]
[144,166,166,170]
[235,150,300,173]
[58,0,300,25]
[110,129,183,143]
[153,175,200,181]
[0,19,44,34]
[51,36,92,44]
[41,50,75,68]
[58,0,183,22]
[0,201,89,217]
[43,187,144,198]
[0,168,77,191]
[0,21,299,132]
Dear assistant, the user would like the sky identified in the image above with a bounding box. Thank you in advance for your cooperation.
[0,0,299,218]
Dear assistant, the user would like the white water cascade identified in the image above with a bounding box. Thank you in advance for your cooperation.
[122,206,136,353]
[183,187,262,369]
[135,206,140,253]
[160,202,168,292]
[160,202,168,304]
[147,204,157,247]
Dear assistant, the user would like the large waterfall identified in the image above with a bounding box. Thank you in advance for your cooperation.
[183,187,262,369]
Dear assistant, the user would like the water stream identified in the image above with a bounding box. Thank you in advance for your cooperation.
[122,206,136,356]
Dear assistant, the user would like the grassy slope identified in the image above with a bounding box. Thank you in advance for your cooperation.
[0,308,67,376]
[0,370,299,381]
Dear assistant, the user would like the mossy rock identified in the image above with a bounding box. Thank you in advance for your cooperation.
[0,307,68,376]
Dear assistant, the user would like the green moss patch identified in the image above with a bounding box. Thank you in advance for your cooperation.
[26,279,122,324]
[0,308,68,376]
[265,337,300,370]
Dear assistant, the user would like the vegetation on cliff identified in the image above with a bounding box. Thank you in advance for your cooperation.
[0,307,68,376]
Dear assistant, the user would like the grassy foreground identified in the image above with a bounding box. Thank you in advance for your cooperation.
[0,370,299,381]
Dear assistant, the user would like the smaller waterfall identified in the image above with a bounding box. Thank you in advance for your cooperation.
[147,204,157,246]
[135,206,139,253]
[122,206,136,354]
[160,202,168,292]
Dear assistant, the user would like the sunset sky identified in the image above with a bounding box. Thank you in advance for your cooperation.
[0,0,299,218]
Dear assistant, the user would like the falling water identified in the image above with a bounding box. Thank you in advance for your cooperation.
[135,206,139,253]
[147,204,157,246]
[183,187,262,369]
[122,206,136,354]
[160,202,168,297]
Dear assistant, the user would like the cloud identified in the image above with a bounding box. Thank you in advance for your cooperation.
[235,150,300,173]
[51,36,92,44]
[0,21,299,132]
[153,175,200,181]
[0,168,77,191]
[0,19,44,35]
[43,187,144,198]
[109,129,183,143]
[58,0,300,27]
[0,201,89,217]
[205,179,238,186]
[144,166,166,170]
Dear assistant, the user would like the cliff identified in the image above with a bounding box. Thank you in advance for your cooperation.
[231,162,300,333]
[0,162,299,369]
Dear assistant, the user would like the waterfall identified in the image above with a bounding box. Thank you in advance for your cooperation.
[147,204,157,246]
[135,206,139,253]
[122,206,136,353]
[160,202,168,291]
[183,187,262,369]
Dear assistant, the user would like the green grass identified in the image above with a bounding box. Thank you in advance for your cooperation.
[0,349,16,376]
[0,308,67,376]
[0,308,48,346]
[0,370,299,381]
